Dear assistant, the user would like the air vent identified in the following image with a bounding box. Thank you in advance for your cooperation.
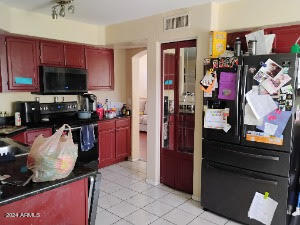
[164,14,190,31]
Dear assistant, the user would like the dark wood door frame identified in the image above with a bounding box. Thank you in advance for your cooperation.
[160,39,196,194]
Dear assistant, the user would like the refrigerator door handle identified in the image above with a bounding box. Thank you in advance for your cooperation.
[241,65,249,138]
[208,163,278,186]
[235,65,242,137]
[226,149,280,161]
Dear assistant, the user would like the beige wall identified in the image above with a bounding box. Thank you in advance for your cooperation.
[139,54,148,99]
[125,48,147,161]
[107,2,213,196]
[0,2,105,45]
[217,0,300,31]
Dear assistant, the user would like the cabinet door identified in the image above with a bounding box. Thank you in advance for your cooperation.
[116,126,130,159]
[85,48,114,90]
[98,122,116,168]
[64,44,85,68]
[6,37,39,91]
[40,41,64,66]
[0,179,88,225]
[116,118,131,159]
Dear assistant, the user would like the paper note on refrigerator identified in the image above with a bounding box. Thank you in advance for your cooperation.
[256,109,292,137]
[248,192,278,225]
[246,90,277,120]
[244,104,263,126]
[264,123,278,136]
[204,109,227,129]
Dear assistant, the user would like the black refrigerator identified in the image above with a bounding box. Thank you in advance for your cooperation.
[201,53,300,225]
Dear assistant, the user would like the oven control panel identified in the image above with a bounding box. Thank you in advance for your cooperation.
[40,101,78,114]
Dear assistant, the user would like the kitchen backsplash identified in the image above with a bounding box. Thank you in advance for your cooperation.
[0,90,126,115]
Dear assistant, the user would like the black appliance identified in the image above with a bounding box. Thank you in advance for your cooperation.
[201,54,300,225]
[37,66,88,94]
[15,101,41,124]
[80,93,97,112]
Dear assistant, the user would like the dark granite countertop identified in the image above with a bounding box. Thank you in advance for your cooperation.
[0,156,98,207]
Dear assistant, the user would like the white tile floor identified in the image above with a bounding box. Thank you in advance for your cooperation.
[97,160,243,225]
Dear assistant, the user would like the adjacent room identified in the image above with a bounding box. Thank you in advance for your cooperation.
[0,1,300,225]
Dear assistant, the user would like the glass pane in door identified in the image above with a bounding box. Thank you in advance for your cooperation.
[162,49,176,150]
[177,47,196,153]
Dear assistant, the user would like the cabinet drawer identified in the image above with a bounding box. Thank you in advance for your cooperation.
[26,128,52,145]
[203,140,290,177]
[116,118,130,128]
[202,160,288,225]
[98,120,115,131]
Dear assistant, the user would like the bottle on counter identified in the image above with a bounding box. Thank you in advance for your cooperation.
[15,112,21,127]
[103,99,109,118]
[96,103,104,120]
[121,104,127,116]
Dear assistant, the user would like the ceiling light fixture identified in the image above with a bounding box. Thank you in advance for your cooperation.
[52,0,75,20]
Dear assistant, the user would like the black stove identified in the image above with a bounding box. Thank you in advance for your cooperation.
[38,101,99,129]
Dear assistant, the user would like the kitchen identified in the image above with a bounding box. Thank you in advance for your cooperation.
[1,0,300,225]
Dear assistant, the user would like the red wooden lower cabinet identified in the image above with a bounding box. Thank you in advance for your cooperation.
[116,118,131,160]
[11,128,52,146]
[98,117,131,168]
[99,120,116,167]
[0,179,88,225]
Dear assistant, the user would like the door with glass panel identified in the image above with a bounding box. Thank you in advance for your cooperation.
[160,40,196,193]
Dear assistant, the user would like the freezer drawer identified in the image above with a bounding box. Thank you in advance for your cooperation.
[203,140,290,177]
[201,160,288,225]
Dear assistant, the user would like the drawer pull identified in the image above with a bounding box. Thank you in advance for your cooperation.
[208,163,278,186]
[226,149,280,161]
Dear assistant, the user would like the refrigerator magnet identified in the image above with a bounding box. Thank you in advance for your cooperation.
[212,59,218,69]
[219,58,224,68]
[204,58,211,65]
[223,124,231,133]
[249,67,257,74]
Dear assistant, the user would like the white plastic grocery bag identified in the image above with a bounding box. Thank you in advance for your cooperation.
[27,124,78,182]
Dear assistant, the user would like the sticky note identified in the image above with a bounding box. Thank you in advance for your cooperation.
[15,77,33,85]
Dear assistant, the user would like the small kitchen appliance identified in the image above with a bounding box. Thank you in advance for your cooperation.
[80,93,97,112]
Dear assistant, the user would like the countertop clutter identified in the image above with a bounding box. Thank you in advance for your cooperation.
[0,156,97,206]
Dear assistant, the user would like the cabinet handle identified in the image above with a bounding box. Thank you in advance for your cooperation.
[208,163,278,186]
[226,149,280,161]
[235,65,242,137]
[242,65,248,138]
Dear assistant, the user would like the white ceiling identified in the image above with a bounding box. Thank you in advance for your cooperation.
[0,0,233,25]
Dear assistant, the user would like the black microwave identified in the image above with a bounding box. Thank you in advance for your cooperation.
[37,66,88,94]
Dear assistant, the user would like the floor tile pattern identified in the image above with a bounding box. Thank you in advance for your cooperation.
[97,161,243,225]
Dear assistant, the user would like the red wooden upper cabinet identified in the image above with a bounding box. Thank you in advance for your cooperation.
[64,44,85,68]
[85,47,114,90]
[40,41,64,66]
[6,37,39,91]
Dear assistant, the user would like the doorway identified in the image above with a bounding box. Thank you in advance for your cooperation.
[160,40,196,194]
[138,53,148,161]
[131,50,148,162]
